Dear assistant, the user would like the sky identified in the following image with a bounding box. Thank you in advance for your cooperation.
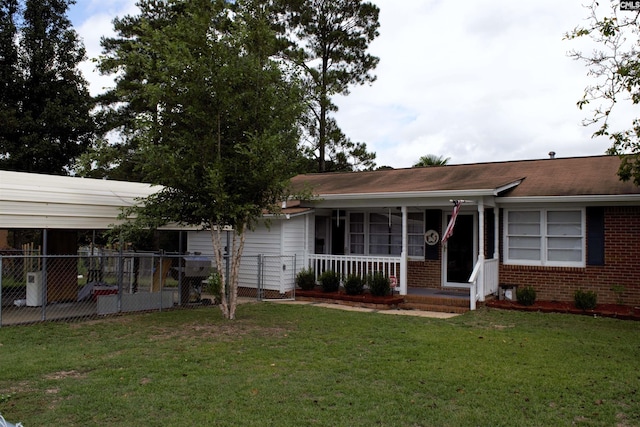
[67,0,622,168]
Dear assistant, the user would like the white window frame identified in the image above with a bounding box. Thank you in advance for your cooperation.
[347,210,425,258]
[504,208,585,267]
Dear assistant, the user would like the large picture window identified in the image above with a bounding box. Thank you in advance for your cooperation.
[369,212,402,255]
[505,209,584,266]
[347,211,424,257]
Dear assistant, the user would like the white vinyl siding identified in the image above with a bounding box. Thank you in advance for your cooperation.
[505,209,584,267]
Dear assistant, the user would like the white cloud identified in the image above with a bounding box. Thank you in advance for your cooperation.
[71,0,622,167]
[72,1,139,95]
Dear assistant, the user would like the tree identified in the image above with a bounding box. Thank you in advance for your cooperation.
[566,1,640,185]
[282,0,380,172]
[98,0,305,320]
[413,154,450,168]
[0,0,93,175]
[294,116,376,172]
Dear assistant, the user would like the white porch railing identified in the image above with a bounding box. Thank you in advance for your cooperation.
[483,258,499,296]
[308,254,401,285]
[468,257,499,310]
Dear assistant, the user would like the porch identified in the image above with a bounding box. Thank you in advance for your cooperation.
[306,254,499,312]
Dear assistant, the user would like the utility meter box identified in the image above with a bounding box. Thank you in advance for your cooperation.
[26,271,43,306]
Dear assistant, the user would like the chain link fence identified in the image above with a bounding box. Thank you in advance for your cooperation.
[0,251,296,327]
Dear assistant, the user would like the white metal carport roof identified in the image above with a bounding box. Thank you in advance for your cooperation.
[0,170,189,230]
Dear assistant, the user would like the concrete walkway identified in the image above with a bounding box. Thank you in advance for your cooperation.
[268,300,461,319]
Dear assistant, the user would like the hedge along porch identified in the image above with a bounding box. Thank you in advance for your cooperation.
[287,156,640,308]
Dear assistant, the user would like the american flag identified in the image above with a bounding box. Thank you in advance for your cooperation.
[442,201,461,244]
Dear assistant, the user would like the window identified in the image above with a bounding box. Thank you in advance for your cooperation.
[505,209,584,266]
[369,212,402,255]
[407,212,425,257]
[349,213,364,254]
[347,211,424,257]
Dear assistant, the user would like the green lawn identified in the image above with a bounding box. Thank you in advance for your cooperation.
[0,303,638,426]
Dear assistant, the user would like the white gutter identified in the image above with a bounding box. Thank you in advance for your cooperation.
[316,188,501,201]
[498,194,640,205]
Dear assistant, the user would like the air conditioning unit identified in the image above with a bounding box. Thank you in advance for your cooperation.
[26,271,43,307]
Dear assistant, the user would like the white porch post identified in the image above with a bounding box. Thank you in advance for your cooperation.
[477,201,486,302]
[400,205,408,295]
[493,206,499,259]
[303,214,310,270]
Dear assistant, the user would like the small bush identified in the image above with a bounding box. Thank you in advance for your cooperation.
[574,289,598,310]
[343,274,365,295]
[206,271,222,304]
[516,285,537,306]
[319,270,340,293]
[368,271,390,297]
[296,268,316,290]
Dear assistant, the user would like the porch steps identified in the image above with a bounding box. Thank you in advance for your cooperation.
[401,294,470,314]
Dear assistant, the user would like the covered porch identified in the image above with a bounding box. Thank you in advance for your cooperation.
[304,200,501,311]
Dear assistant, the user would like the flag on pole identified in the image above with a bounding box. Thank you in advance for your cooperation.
[442,201,461,244]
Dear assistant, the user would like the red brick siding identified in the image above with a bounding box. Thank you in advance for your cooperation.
[407,259,441,289]
[499,206,640,305]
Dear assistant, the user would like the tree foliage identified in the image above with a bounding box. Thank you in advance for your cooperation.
[0,0,93,174]
[413,154,450,168]
[566,1,640,185]
[282,0,380,172]
[98,0,305,319]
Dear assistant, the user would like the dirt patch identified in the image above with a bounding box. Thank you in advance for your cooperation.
[145,320,291,342]
[42,370,87,380]
[486,300,640,321]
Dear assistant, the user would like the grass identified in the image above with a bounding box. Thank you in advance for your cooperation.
[0,303,639,426]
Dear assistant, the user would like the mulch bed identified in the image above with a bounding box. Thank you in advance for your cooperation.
[485,299,640,321]
[296,288,404,307]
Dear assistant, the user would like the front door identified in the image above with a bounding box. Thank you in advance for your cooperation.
[444,214,476,287]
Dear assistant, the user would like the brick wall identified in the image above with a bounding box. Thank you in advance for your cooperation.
[407,259,441,288]
[499,206,640,305]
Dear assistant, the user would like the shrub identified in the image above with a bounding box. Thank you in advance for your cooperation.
[296,268,316,290]
[574,289,598,310]
[368,271,390,297]
[516,285,537,306]
[319,270,340,293]
[206,271,222,304]
[343,274,365,295]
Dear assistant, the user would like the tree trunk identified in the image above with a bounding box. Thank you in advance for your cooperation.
[210,222,247,320]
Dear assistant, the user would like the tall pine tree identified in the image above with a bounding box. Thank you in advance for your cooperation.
[0,0,93,175]
[281,0,380,172]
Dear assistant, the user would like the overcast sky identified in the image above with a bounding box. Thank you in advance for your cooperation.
[68,0,618,168]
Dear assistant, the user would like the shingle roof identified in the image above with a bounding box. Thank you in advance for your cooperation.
[290,156,640,198]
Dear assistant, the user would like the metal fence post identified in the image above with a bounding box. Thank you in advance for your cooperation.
[41,231,48,321]
[257,254,263,301]
[117,242,124,313]
[158,252,162,311]
[0,256,3,327]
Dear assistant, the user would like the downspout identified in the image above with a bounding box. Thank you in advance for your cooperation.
[400,206,408,296]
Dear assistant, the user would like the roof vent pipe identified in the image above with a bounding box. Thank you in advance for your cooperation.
[548,151,556,159]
